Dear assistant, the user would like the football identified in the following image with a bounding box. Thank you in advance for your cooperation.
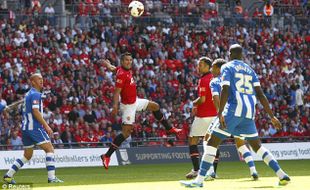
[128,1,144,17]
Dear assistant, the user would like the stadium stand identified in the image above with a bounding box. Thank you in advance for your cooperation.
[0,0,309,149]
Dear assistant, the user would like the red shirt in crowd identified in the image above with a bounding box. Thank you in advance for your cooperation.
[3,85,15,99]
[79,52,90,65]
[78,3,88,16]
[88,135,99,147]
[60,104,72,114]
[196,73,217,117]
[168,79,180,90]
[115,66,137,104]
[253,10,263,18]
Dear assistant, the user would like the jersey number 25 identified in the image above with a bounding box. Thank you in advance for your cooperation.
[235,73,253,94]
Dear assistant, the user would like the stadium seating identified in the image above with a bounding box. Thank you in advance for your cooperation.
[0,0,309,150]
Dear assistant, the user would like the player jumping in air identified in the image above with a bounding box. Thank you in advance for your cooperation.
[100,52,181,169]
[180,44,290,187]
[3,73,63,184]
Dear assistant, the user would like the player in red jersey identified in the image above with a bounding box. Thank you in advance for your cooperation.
[185,57,218,179]
[99,52,181,169]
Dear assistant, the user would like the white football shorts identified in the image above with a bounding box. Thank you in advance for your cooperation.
[120,98,149,125]
[189,116,216,137]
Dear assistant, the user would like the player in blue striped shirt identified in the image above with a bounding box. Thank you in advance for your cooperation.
[3,73,63,184]
[180,44,290,188]
[209,59,258,179]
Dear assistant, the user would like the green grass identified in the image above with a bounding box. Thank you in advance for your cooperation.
[1,160,310,189]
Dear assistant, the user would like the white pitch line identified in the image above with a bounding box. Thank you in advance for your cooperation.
[33,176,310,190]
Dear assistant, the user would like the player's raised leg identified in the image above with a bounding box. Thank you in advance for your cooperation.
[101,52,185,170]
[146,101,181,134]
[235,138,258,180]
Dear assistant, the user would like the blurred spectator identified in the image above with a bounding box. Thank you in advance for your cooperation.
[296,84,304,111]
[44,3,56,26]
[52,132,64,149]
[77,1,89,29]
[209,0,217,9]
[263,2,274,26]
[268,124,278,136]
[100,132,113,144]
[263,2,274,16]
[31,0,41,21]
[235,1,243,15]
[289,85,297,107]
[61,127,76,148]
[10,130,23,150]
[87,130,99,147]
[83,109,96,123]
[253,7,263,18]
[68,106,79,122]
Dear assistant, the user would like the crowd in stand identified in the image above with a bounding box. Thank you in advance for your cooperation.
[0,0,309,150]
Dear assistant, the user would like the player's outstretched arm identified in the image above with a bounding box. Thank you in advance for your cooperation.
[3,99,24,113]
[100,59,117,72]
[254,86,281,129]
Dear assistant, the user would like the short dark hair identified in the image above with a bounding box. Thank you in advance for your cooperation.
[198,57,212,67]
[120,52,132,62]
[229,44,243,55]
[212,58,227,68]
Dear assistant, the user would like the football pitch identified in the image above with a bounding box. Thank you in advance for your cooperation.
[1,160,310,190]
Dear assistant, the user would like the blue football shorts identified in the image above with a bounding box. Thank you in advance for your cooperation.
[211,114,259,140]
[22,128,50,148]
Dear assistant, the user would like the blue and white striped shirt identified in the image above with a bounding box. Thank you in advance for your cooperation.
[210,76,221,97]
[22,88,44,131]
[220,60,260,120]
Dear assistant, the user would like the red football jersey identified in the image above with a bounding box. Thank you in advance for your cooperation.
[115,67,137,104]
[196,73,217,117]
